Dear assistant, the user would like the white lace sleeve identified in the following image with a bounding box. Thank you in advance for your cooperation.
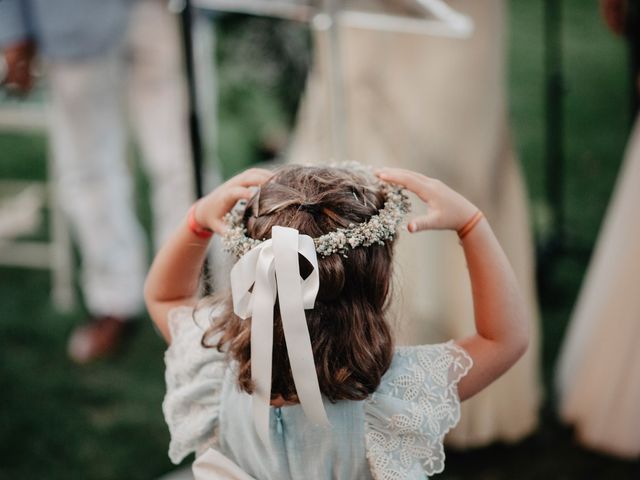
[162,305,227,464]
[364,341,473,480]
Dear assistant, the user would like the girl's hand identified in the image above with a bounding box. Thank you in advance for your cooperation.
[194,168,273,234]
[376,167,477,233]
[379,167,529,402]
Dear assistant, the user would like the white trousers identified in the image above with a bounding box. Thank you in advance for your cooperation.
[48,0,195,318]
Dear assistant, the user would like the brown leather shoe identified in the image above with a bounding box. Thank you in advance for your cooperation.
[67,316,133,364]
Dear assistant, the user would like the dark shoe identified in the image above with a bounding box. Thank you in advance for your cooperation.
[67,316,133,364]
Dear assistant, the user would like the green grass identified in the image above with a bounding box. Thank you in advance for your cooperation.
[0,266,173,479]
[1,2,639,478]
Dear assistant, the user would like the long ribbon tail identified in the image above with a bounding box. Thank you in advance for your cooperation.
[229,226,330,448]
[249,246,277,447]
[272,227,330,427]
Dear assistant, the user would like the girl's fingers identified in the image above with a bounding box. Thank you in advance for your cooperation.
[208,186,253,221]
[223,186,254,207]
[375,167,431,196]
[233,168,273,187]
[408,209,443,233]
[408,215,431,233]
[201,186,253,234]
[210,218,227,235]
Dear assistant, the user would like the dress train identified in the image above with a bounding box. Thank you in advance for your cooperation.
[555,118,640,459]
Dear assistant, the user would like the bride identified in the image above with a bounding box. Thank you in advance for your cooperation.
[288,0,541,447]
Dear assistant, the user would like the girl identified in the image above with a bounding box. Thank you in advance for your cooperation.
[145,165,529,479]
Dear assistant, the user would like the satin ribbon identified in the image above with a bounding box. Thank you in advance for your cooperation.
[230,226,330,446]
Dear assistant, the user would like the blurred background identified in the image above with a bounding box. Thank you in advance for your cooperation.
[0,0,638,478]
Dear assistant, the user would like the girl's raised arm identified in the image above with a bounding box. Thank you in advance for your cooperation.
[144,168,272,342]
[376,168,529,401]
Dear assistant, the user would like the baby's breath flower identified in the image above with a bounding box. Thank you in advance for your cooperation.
[223,181,410,258]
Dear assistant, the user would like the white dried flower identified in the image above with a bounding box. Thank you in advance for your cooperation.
[223,179,410,258]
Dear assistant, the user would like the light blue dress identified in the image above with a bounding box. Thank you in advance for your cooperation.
[163,306,473,480]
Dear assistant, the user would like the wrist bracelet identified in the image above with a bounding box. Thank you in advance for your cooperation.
[457,210,484,240]
[188,203,213,239]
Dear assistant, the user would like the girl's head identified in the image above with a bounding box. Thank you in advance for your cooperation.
[206,165,399,403]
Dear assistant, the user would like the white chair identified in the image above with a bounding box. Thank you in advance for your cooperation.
[0,91,75,311]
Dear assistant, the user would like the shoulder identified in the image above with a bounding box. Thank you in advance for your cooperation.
[385,341,473,392]
[164,302,228,379]
[363,341,473,479]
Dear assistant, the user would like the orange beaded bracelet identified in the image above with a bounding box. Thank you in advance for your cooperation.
[188,203,213,239]
[457,210,484,240]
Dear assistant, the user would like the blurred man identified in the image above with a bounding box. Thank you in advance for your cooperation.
[0,0,195,363]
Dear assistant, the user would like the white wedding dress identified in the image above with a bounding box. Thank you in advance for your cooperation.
[555,118,640,459]
[288,0,541,447]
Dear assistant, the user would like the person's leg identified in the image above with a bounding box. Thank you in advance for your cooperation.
[126,0,196,249]
[48,53,147,361]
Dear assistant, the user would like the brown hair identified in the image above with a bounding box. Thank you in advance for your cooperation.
[203,165,395,403]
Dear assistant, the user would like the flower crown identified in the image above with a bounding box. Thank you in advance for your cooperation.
[222,180,411,258]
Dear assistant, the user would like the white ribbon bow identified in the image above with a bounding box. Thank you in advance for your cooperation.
[230,226,330,446]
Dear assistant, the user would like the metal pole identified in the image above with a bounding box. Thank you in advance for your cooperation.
[544,0,564,246]
[180,0,211,292]
[180,0,205,198]
[537,0,565,292]
[628,0,640,119]
[193,0,312,21]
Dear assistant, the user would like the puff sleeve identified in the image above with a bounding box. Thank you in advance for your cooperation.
[162,306,228,464]
[364,341,473,479]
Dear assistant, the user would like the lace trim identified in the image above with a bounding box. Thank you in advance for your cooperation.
[163,306,228,464]
[364,341,473,480]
